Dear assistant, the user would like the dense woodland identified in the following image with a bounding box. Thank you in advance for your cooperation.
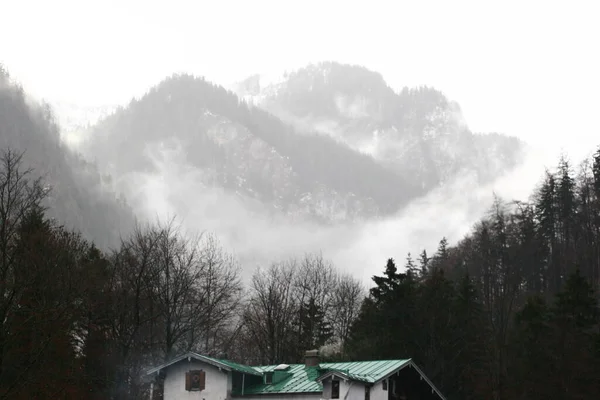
[2,146,600,400]
[1,64,600,399]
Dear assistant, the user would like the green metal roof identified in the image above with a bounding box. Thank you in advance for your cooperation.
[236,359,411,395]
[145,352,262,377]
[205,356,262,376]
[144,354,445,399]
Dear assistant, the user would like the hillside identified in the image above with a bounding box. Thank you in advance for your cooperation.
[235,62,525,190]
[82,74,423,224]
[0,65,136,249]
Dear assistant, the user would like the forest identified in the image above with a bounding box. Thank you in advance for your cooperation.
[1,64,600,400]
[2,144,599,399]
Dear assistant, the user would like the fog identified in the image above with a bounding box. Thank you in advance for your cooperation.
[3,0,599,158]
[3,0,600,285]
[109,136,557,285]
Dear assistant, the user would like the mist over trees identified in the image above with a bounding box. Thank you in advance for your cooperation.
[348,152,600,399]
[0,65,136,249]
[0,147,364,399]
[2,62,600,400]
[84,73,423,221]
[3,141,599,399]
[250,62,524,189]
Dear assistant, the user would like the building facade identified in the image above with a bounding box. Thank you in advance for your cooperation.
[145,350,446,400]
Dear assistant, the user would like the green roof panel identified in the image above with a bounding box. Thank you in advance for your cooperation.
[235,359,411,395]
[207,356,263,376]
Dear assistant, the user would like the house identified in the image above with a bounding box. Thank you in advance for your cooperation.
[144,350,446,400]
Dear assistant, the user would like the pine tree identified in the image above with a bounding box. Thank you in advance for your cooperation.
[415,267,456,395]
[509,295,554,398]
[349,258,419,360]
[452,272,491,400]
[297,298,333,351]
[405,252,420,279]
[419,249,430,277]
[550,269,600,397]
[535,170,559,293]
[592,147,600,201]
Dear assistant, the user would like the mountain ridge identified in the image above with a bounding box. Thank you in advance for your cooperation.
[81,73,424,224]
[233,61,525,189]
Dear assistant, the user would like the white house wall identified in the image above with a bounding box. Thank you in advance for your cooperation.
[322,379,367,400]
[344,381,367,400]
[233,394,321,400]
[369,380,387,400]
[163,360,232,400]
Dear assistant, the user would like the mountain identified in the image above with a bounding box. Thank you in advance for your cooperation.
[0,65,136,249]
[234,62,525,190]
[50,101,117,147]
[81,74,424,224]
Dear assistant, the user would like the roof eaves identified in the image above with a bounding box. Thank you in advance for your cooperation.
[407,361,446,400]
[375,360,445,400]
[145,352,262,377]
[317,370,371,384]
[316,370,350,382]
[373,359,412,383]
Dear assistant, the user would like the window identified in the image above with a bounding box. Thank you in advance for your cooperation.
[265,372,274,384]
[365,386,370,400]
[382,379,387,391]
[185,370,206,391]
[331,380,340,399]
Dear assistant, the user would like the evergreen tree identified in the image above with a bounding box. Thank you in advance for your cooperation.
[509,295,554,399]
[405,252,420,279]
[297,298,333,351]
[419,249,430,277]
[452,272,491,400]
[550,269,600,398]
[348,259,419,360]
[415,267,456,396]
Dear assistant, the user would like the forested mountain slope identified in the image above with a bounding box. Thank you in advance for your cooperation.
[235,62,525,190]
[82,74,423,223]
[0,65,136,249]
[347,150,600,399]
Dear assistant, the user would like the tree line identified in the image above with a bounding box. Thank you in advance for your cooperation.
[0,149,363,399]
[2,143,600,399]
[348,150,600,399]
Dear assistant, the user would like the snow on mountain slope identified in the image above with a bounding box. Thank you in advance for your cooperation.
[233,62,525,190]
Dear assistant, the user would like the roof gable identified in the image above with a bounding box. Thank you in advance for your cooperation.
[145,354,445,399]
[145,352,262,377]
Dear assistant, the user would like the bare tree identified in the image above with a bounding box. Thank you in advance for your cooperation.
[104,223,164,399]
[330,274,364,353]
[294,252,337,314]
[243,260,298,364]
[146,219,203,360]
[241,253,363,363]
[187,233,242,355]
[0,149,48,392]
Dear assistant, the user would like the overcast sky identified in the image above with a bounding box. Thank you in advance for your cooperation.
[2,0,599,161]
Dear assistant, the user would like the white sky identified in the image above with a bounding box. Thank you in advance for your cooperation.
[1,0,600,161]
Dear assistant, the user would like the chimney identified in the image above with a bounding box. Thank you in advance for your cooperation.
[304,349,320,367]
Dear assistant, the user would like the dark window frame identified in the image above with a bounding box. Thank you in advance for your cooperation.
[185,369,206,392]
[331,379,340,399]
[265,372,274,385]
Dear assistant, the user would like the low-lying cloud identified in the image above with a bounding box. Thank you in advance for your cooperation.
[116,139,556,286]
